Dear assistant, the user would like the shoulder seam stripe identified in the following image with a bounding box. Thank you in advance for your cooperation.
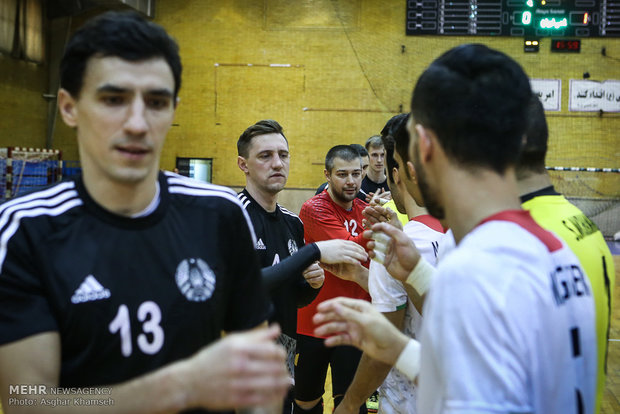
[0,181,76,216]
[0,190,80,234]
[279,207,302,222]
[168,186,257,244]
[165,175,236,195]
[0,198,83,272]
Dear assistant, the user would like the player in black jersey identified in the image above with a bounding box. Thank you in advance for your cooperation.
[361,136,391,204]
[0,12,289,413]
[237,120,369,414]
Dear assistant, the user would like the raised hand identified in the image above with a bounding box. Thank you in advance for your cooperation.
[363,222,420,282]
[183,324,290,410]
[321,261,368,291]
[302,262,325,289]
[312,298,409,366]
[315,239,368,264]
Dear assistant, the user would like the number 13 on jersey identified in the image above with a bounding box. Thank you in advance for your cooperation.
[109,301,164,357]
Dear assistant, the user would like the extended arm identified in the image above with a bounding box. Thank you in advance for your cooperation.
[335,309,405,414]
[364,223,436,313]
[298,239,370,305]
[261,239,369,307]
[312,298,412,370]
[262,239,368,293]
[321,262,369,292]
[0,326,289,414]
[261,243,321,293]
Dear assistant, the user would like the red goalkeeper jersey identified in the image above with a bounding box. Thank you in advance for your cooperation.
[296,191,371,337]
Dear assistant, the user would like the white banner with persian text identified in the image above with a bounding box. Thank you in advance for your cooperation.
[530,79,561,111]
[569,80,620,112]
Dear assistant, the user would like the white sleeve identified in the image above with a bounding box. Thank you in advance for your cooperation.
[368,260,407,313]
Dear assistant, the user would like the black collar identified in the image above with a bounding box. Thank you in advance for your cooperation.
[520,185,560,204]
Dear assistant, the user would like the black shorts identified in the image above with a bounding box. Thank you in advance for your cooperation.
[294,334,363,402]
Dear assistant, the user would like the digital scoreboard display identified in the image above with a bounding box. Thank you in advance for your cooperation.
[550,38,581,51]
[406,1,620,37]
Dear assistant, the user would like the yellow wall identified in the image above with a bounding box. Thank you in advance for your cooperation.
[1,0,619,198]
[151,0,619,195]
[0,55,47,149]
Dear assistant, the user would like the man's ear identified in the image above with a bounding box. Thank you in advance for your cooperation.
[416,124,433,164]
[324,169,331,182]
[237,156,249,174]
[406,161,418,185]
[392,166,400,185]
[57,88,78,128]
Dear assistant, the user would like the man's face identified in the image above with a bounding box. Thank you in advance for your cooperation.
[59,56,175,186]
[368,145,385,175]
[388,151,408,215]
[326,157,363,204]
[407,116,445,219]
[393,145,422,207]
[361,155,370,179]
[241,133,289,195]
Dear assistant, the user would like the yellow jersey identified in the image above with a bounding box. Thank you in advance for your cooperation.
[522,187,615,414]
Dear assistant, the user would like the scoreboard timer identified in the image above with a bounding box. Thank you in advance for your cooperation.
[550,38,581,51]
[406,0,619,37]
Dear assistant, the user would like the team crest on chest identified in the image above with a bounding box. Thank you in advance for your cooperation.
[287,239,298,256]
[175,258,216,302]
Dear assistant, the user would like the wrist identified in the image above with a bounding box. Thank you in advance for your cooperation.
[168,358,194,411]
[340,393,363,410]
[404,257,435,295]
[394,339,421,382]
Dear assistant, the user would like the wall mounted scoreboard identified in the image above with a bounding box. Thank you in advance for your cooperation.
[406,1,620,37]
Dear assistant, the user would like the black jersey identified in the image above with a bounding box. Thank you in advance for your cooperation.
[361,175,389,196]
[237,189,319,337]
[0,172,270,404]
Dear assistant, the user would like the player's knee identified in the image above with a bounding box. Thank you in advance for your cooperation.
[293,398,323,413]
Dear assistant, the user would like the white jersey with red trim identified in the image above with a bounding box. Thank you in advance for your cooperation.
[369,215,443,414]
[418,210,596,414]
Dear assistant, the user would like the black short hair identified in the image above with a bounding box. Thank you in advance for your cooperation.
[325,145,361,172]
[350,143,369,158]
[380,114,409,183]
[60,11,182,100]
[237,119,287,157]
[517,94,548,177]
[411,44,531,174]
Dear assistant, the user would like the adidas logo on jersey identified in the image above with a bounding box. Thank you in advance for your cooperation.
[71,275,111,304]
[255,238,267,250]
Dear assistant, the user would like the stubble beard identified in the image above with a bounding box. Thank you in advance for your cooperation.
[414,150,445,220]
[333,186,357,204]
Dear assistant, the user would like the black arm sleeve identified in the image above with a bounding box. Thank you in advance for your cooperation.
[295,273,321,308]
[261,242,321,293]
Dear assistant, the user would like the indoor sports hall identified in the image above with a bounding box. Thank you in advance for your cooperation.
[0,1,618,413]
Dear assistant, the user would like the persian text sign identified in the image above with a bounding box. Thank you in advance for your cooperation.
[569,80,620,112]
[530,79,561,111]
